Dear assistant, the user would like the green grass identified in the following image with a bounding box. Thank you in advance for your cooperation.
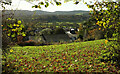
[2,39,120,72]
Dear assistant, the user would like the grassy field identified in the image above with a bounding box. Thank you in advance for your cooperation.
[2,39,120,72]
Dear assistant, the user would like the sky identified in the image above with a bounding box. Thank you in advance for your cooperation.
[0,0,117,12]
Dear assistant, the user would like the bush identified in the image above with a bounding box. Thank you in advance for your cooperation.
[17,40,35,46]
[54,27,65,34]
[24,40,35,46]
[87,29,96,40]
[17,35,23,42]
[2,18,26,42]
[98,41,120,67]
[86,28,105,40]
[94,29,105,40]
[40,28,53,35]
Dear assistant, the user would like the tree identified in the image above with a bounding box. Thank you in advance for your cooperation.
[85,1,120,65]
[1,1,26,53]
[2,18,26,41]
[0,0,12,9]
[25,0,84,9]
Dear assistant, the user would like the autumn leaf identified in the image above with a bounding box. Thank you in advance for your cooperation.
[63,57,66,60]
[105,40,108,44]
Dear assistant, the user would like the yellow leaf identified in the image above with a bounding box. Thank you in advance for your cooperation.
[87,5,90,8]
[99,28,101,30]
[10,49,13,52]
[100,21,103,24]
[17,33,20,35]
[18,71,20,72]
[90,10,92,13]
[103,22,106,27]
[105,40,108,44]
[22,34,26,36]
[12,29,14,31]
[102,62,105,64]
[13,24,16,26]
[115,5,118,8]
[8,33,10,36]
[8,18,11,20]
[63,57,66,60]
[18,20,21,24]
[7,64,9,66]
[17,24,19,27]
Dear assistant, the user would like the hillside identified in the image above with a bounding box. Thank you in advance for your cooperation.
[2,10,90,25]
[2,39,120,72]
[3,10,89,16]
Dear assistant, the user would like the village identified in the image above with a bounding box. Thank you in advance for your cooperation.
[17,27,80,46]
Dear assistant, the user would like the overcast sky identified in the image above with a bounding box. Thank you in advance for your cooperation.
[0,0,117,12]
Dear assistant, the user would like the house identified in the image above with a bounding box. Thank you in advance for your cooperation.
[44,34,71,43]
[28,28,79,43]
[65,31,78,41]
[28,35,46,43]
[28,34,71,43]
[70,28,78,34]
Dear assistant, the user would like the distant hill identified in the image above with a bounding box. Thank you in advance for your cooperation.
[2,10,90,26]
[3,10,89,16]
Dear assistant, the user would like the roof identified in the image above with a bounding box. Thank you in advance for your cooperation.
[44,34,71,42]
[28,34,71,43]
[65,31,77,38]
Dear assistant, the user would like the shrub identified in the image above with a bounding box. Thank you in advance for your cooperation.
[40,28,53,35]
[54,27,65,34]
[87,29,96,40]
[17,40,35,46]
[17,35,23,42]
[2,18,26,42]
[99,41,120,66]
[87,28,105,40]
[24,40,35,46]
[94,29,105,40]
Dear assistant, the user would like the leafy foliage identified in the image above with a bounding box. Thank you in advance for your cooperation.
[77,24,84,40]
[31,1,62,8]
[54,27,65,34]
[2,18,26,42]
[40,28,53,35]
[85,1,120,65]
[0,0,12,9]
[17,40,36,46]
